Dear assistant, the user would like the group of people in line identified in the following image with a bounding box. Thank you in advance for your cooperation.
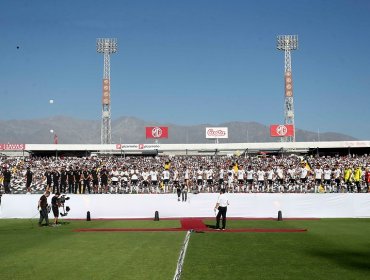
[1,154,370,195]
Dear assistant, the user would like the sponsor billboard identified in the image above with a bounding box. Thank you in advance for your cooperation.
[205,127,228,139]
[0,144,25,150]
[145,127,169,139]
[270,124,294,137]
[116,144,161,150]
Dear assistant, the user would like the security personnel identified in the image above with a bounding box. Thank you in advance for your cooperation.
[38,191,50,227]
[2,166,12,194]
[25,166,33,193]
[214,188,229,230]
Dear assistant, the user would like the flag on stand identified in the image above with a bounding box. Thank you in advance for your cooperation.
[54,134,58,144]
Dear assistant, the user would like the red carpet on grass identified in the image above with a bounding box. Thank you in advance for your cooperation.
[74,218,307,233]
[180,218,208,230]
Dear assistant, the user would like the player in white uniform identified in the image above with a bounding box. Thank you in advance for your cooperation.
[205,166,214,192]
[314,165,323,193]
[236,165,245,192]
[218,166,225,190]
[172,168,179,193]
[149,167,159,193]
[333,165,342,192]
[196,166,204,192]
[286,166,297,193]
[162,169,170,193]
[141,168,150,193]
[246,166,255,192]
[323,165,332,192]
[227,166,235,192]
[299,163,309,193]
[130,166,140,193]
[110,166,120,193]
[275,166,285,193]
[256,168,265,192]
[120,166,130,193]
[266,166,275,192]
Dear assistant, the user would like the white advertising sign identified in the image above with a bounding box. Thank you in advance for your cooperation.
[205,127,228,139]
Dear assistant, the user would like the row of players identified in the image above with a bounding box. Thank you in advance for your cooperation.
[20,163,370,194]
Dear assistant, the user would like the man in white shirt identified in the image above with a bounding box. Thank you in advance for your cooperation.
[120,166,129,193]
[227,165,235,193]
[333,165,342,192]
[299,163,309,193]
[286,166,296,192]
[246,166,255,192]
[214,188,229,230]
[218,166,225,190]
[236,165,245,193]
[276,166,285,193]
[314,165,323,193]
[256,168,265,192]
[149,167,159,193]
[196,166,204,192]
[141,167,150,193]
[205,166,214,193]
[323,165,332,192]
[110,166,120,194]
[266,166,275,192]
[162,168,170,193]
[130,166,139,193]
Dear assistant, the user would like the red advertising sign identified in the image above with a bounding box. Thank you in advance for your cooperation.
[0,144,25,150]
[145,127,169,139]
[270,125,294,137]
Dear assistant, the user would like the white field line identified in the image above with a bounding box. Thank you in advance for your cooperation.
[173,230,192,280]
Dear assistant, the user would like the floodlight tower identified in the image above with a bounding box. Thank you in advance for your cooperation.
[277,35,298,142]
[96,38,118,144]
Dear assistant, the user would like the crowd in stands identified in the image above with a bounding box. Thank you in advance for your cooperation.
[1,154,370,194]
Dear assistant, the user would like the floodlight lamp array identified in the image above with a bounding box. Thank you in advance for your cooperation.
[96,38,118,54]
[276,35,298,51]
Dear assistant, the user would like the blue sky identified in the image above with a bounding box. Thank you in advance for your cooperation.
[1,0,370,139]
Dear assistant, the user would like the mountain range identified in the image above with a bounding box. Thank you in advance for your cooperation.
[0,116,357,144]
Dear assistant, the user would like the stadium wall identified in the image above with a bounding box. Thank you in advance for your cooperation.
[1,194,369,219]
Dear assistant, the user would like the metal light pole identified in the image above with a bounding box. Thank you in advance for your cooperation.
[277,35,298,142]
[97,38,118,144]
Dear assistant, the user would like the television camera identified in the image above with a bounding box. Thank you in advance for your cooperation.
[57,195,71,217]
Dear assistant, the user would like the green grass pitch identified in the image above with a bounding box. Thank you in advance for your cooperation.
[0,219,369,279]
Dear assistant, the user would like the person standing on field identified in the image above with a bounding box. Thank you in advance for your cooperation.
[214,188,229,230]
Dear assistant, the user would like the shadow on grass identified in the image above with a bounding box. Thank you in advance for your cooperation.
[307,247,370,271]
[57,221,71,225]
[205,224,217,229]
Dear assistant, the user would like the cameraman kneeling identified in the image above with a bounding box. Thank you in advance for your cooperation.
[51,192,61,225]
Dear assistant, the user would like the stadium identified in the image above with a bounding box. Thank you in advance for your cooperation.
[1,139,370,279]
[2,2,370,279]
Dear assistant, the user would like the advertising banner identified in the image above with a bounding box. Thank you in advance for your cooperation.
[0,144,25,150]
[116,144,161,150]
[145,127,169,139]
[205,127,228,139]
[270,124,294,137]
